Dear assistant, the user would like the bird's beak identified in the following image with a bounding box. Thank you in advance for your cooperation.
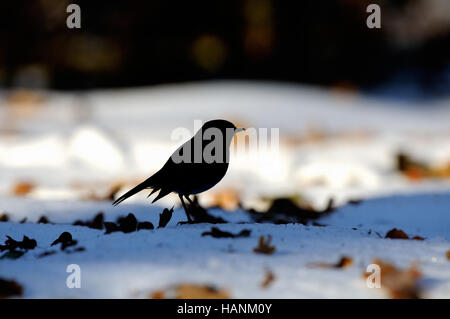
[235,128,246,133]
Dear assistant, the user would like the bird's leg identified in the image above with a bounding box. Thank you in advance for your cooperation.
[185,195,194,205]
[178,194,193,223]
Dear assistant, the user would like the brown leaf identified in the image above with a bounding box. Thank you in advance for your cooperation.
[209,189,241,211]
[446,251,450,260]
[364,259,422,299]
[253,235,275,255]
[202,227,251,238]
[0,235,37,252]
[0,213,9,222]
[158,207,174,228]
[37,215,51,224]
[0,278,23,298]
[396,153,450,181]
[150,283,230,299]
[85,182,125,201]
[385,228,425,240]
[12,181,35,196]
[385,228,409,239]
[137,221,154,231]
[261,269,275,288]
[73,212,104,229]
[248,197,335,225]
[308,256,353,269]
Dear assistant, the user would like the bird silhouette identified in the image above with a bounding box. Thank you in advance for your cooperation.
[112,119,245,222]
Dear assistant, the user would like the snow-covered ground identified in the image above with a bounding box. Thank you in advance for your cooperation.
[0,81,449,298]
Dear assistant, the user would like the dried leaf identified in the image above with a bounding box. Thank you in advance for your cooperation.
[397,153,450,181]
[0,235,37,252]
[261,269,275,288]
[209,189,240,211]
[364,259,422,299]
[0,213,9,222]
[104,213,148,234]
[117,213,138,233]
[0,251,25,260]
[348,199,363,205]
[51,232,77,250]
[12,181,35,196]
[85,182,124,201]
[308,256,353,269]
[151,283,230,299]
[37,215,51,224]
[73,212,104,229]
[37,250,57,258]
[137,222,154,231]
[385,228,409,239]
[0,278,23,298]
[446,251,450,260]
[385,228,425,240]
[253,235,275,255]
[104,222,120,234]
[201,227,251,238]
[158,207,174,228]
[248,197,334,225]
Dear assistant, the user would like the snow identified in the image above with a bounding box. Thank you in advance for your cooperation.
[0,81,450,298]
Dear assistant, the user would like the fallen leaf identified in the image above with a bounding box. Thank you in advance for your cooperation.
[0,278,23,298]
[73,212,104,229]
[37,215,51,224]
[335,256,353,268]
[247,197,334,225]
[104,222,120,234]
[0,213,9,222]
[385,228,409,239]
[308,256,353,269]
[261,269,275,288]
[348,199,363,205]
[253,235,275,255]
[0,251,25,260]
[396,153,450,181]
[385,228,425,240]
[12,181,35,196]
[446,251,450,260]
[37,250,57,258]
[65,247,86,254]
[201,227,251,238]
[117,213,138,233]
[84,182,124,201]
[151,283,230,299]
[0,235,37,251]
[364,259,422,299]
[158,207,174,228]
[311,222,326,227]
[103,213,146,234]
[51,232,77,250]
[137,221,154,231]
[209,189,241,211]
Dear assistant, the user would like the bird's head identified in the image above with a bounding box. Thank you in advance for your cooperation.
[201,119,245,136]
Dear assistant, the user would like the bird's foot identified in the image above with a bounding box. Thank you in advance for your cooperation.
[177,220,197,225]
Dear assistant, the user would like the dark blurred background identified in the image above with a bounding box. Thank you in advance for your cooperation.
[1,0,449,98]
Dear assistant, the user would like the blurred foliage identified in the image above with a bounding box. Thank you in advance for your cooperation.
[0,0,448,96]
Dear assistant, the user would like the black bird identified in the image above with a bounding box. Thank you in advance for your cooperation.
[112,119,245,222]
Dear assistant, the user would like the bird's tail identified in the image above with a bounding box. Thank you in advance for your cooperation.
[112,180,150,206]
